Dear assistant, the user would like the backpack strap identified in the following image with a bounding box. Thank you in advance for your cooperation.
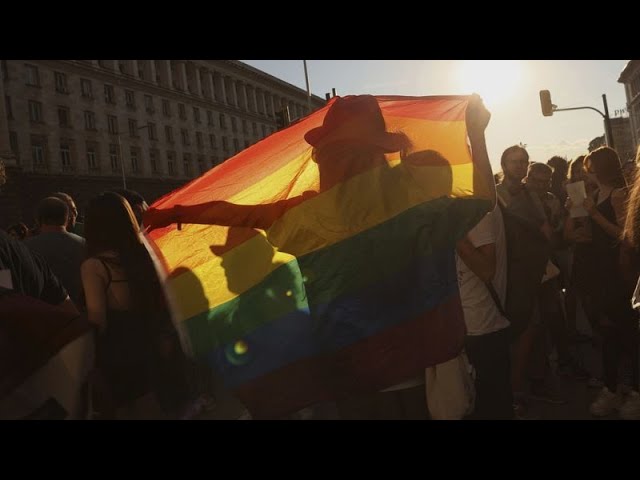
[484,281,508,319]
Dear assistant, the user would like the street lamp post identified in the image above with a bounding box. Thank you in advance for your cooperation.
[540,90,615,150]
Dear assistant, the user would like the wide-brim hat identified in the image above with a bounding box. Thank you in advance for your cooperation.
[304,95,407,153]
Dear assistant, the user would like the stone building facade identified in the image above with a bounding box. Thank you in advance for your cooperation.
[0,60,325,227]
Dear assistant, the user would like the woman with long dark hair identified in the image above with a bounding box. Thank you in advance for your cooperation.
[567,147,639,419]
[81,192,188,419]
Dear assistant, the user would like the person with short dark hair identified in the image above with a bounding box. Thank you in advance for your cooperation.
[0,161,77,315]
[51,191,83,236]
[25,197,86,307]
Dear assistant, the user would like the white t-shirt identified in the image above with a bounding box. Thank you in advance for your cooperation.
[455,207,510,336]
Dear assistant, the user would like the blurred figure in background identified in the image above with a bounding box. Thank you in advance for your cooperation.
[6,223,28,241]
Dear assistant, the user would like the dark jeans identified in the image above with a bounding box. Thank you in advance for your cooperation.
[465,327,513,420]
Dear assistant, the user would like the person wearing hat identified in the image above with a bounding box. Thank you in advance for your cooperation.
[146,94,491,235]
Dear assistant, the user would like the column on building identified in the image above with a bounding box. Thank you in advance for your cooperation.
[158,60,173,88]
[251,85,258,113]
[240,82,249,111]
[261,90,268,116]
[201,68,213,100]
[270,93,276,117]
[185,62,201,96]
[144,60,157,84]
[217,73,227,104]
[125,60,139,78]
[230,78,238,107]
[173,61,188,92]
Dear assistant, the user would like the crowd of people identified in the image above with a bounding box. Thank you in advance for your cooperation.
[2,94,640,420]
[0,173,216,419]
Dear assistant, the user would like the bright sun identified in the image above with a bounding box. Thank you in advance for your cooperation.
[457,60,523,108]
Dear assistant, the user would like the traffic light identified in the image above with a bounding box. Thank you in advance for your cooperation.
[275,106,290,130]
[539,90,555,117]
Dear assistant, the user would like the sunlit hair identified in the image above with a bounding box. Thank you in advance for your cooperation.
[624,173,640,247]
[584,146,625,188]
[568,155,586,183]
[527,161,552,176]
[500,144,529,170]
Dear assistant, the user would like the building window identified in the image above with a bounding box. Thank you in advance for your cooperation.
[150,150,159,174]
[165,125,174,143]
[104,84,115,104]
[107,115,118,134]
[198,156,206,174]
[167,152,175,175]
[128,119,138,137]
[5,96,12,119]
[261,125,267,137]
[144,94,154,113]
[54,72,68,94]
[193,107,201,123]
[125,90,135,109]
[252,122,257,135]
[242,119,248,134]
[179,103,186,120]
[211,156,218,167]
[148,122,157,140]
[219,113,226,130]
[87,144,98,170]
[28,100,43,123]
[181,128,190,146]
[58,107,70,127]
[231,117,237,133]
[25,64,40,86]
[207,110,213,126]
[183,153,192,176]
[81,79,93,98]
[9,131,19,162]
[162,99,171,116]
[84,111,96,130]
[109,144,120,172]
[244,140,250,149]
[60,144,72,170]
[233,138,240,153]
[130,147,139,173]
[209,134,216,149]
[222,136,228,151]
[196,131,203,148]
[32,143,45,167]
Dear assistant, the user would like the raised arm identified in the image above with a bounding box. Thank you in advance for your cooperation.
[145,194,310,232]
[466,94,496,207]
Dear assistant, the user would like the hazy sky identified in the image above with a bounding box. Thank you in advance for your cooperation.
[242,60,629,171]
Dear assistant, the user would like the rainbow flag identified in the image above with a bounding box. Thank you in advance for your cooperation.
[146,95,495,419]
